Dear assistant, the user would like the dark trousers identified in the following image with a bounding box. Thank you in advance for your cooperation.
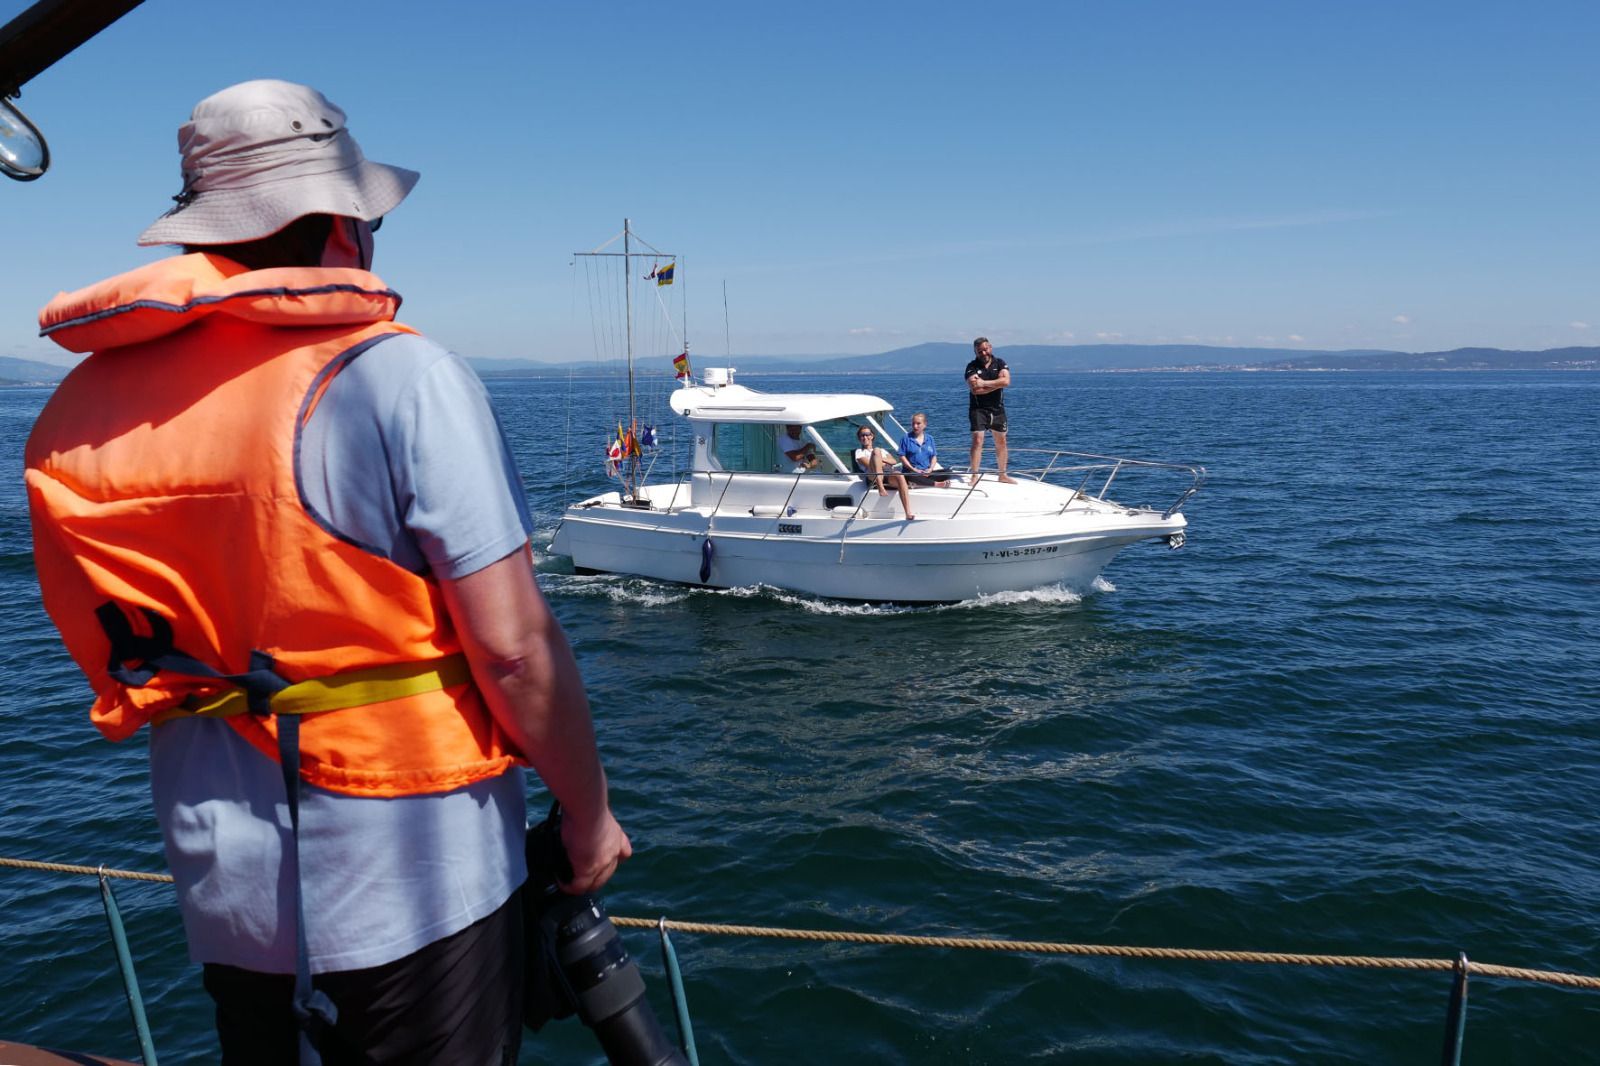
[203,892,523,1066]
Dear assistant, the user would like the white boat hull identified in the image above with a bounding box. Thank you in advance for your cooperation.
[550,475,1185,603]
[550,378,1202,603]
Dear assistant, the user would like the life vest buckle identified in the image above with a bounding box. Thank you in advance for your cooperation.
[94,600,290,714]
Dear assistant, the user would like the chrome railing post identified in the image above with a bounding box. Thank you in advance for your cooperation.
[949,472,984,519]
[707,472,736,531]
[1098,460,1124,500]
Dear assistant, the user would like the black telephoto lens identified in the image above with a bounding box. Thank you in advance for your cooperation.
[523,806,687,1066]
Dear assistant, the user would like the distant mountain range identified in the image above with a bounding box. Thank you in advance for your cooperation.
[471,342,1599,376]
[7,344,1596,388]
[1251,346,1599,371]
[0,355,74,385]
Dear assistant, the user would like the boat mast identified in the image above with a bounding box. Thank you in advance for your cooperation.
[623,217,634,450]
[572,220,675,501]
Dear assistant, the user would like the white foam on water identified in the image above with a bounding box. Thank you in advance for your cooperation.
[749,586,920,616]
[529,531,571,574]
[542,572,1113,613]
[540,572,692,607]
[745,581,1107,616]
[936,576,1111,611]
[600,583,693,608]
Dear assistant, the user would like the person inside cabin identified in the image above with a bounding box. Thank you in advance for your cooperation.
[24,80,631,1065]
[778,423,819,472]
[854,426,915,519]
[965,336,1017,483]
[897,411,950,487]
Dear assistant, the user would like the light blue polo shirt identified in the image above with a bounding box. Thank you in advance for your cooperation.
[148,333,533,974]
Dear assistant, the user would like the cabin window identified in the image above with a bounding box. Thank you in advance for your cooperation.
[709,423,780,473]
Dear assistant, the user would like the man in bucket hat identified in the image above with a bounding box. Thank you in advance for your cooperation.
[138,79,418,249]
[26,80,631,1065]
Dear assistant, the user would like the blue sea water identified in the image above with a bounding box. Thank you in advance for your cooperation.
[2,369,1598,1063]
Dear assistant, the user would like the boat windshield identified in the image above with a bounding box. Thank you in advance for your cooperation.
[707,416,894,474]
[812,416,888,469]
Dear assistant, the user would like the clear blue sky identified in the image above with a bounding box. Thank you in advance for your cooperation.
[4,0,1596,364]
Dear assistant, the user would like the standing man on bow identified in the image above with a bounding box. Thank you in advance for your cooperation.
[965,336,1016,483]
[25,80,630,1065]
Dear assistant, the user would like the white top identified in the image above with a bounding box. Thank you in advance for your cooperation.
[854,446,899,471]
[778,429,814,471]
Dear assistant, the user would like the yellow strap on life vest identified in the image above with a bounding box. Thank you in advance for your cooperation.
[151,655,473,726]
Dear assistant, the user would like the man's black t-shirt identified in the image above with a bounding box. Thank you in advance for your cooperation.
[964,355,1008,410]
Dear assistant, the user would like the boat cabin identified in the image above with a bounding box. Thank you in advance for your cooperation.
[669,376,900,477]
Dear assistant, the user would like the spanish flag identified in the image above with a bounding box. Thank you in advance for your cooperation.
[672,351,690,380]
[656,263,675,286]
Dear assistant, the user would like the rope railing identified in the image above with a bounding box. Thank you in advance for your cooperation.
[5,855,1596,992]
[610,916,1600,992]
[1,856,176,884]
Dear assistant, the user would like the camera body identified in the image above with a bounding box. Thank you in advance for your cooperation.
[523,806,686,1066]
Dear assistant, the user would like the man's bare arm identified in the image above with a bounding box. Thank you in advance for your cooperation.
[968,371,1010,395]
[438,544,632,894]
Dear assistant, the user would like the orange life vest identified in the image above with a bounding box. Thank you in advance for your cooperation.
[25,253,520,797]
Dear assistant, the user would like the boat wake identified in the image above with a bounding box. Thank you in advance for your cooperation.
[540,572,699,608]
[537,572,1114,614]
[947,575,1113,610]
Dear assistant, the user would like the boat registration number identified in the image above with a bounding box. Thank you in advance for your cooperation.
[777,522,802,535]
[982,546,1058,560]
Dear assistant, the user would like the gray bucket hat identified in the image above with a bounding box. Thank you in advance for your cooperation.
[138,80,419,246]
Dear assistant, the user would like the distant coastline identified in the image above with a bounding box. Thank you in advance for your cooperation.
[469,342,1599,378]
[6,343,1595,387]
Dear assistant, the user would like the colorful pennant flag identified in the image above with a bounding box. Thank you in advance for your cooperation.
[655,263,675,287]
[672,351,690,380]
[605,435,623,477]
[641,424,658,448]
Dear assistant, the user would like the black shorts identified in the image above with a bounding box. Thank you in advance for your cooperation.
[969,406,1008,433]
[203,891,523,1066]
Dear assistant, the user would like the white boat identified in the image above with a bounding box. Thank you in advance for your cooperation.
[548,220,1203,603]
[550,365,1203,603]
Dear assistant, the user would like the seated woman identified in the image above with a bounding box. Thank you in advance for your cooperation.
[853,426,915,520]
[778,423,819,472]
[897,412,951,487]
